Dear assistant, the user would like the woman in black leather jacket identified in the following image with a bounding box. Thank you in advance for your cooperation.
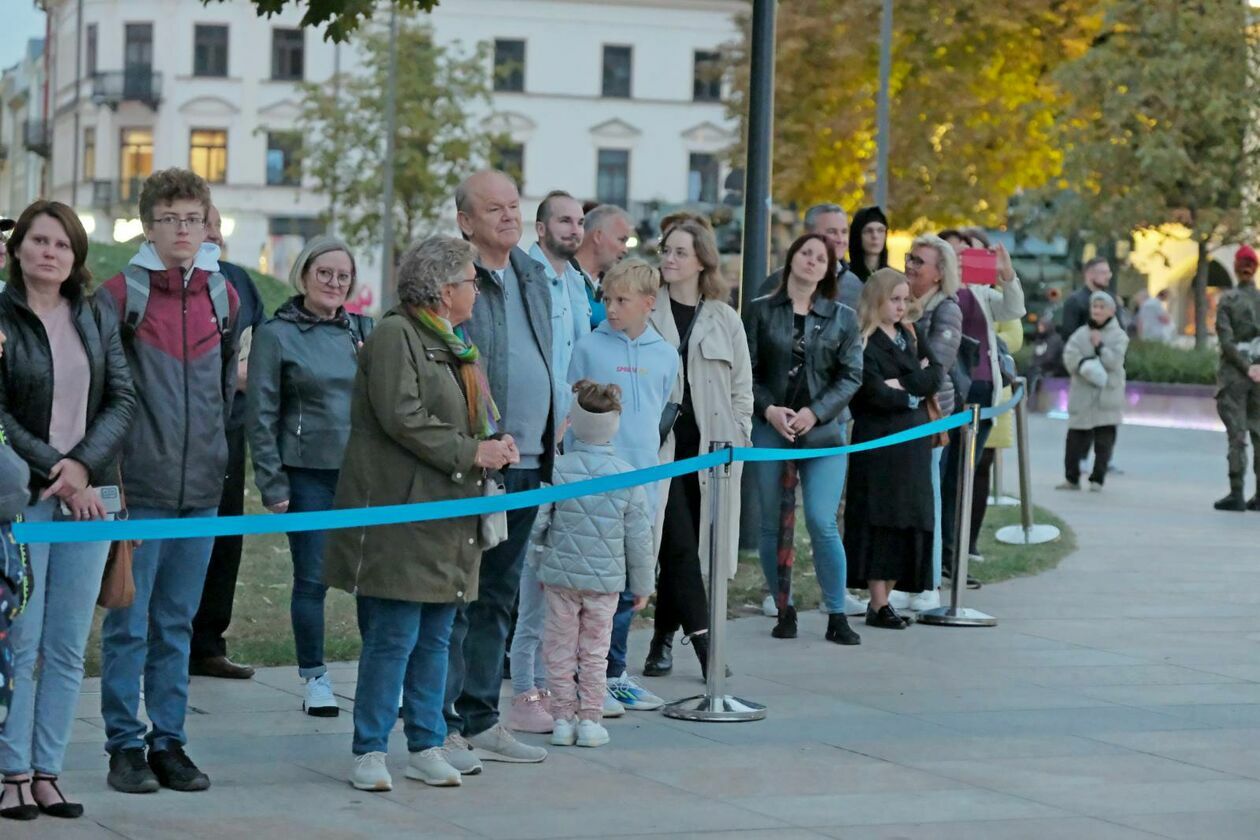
[0,200,135,821]
[744,233,863,645]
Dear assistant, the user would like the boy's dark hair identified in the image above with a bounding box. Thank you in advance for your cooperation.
[572,379,622,414]
[139,168,212,224]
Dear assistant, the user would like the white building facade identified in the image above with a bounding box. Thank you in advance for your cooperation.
[34,0,741,310]
[0,38,49,219]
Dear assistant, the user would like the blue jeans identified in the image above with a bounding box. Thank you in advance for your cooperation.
[286,467,339,680]
[445,468,540,737]
[353,596,456,755]
[101,507,216,754]
[0,500,109,775]
[605,591,637,679]
[750,421,848,614]
[509,557,547,695]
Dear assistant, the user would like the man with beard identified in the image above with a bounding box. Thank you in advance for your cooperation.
[529,191,593,419]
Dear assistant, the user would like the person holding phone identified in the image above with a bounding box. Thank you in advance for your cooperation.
[0,201,136,821]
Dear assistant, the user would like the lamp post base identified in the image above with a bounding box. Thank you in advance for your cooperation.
[995,523,1061,545]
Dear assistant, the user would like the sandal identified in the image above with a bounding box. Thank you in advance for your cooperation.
[33,774,84,819]
[0,777,39,821]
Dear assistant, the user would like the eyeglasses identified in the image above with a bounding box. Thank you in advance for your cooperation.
[152,215,206,230]
[314,267,354,288]
[456,277,480,295]
[905,254,927,268]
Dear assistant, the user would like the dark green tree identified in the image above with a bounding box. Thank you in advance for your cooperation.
[296,16,498,259]
[1033,0,1259,346]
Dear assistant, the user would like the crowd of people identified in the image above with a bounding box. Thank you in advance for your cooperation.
[6,161,1218,817]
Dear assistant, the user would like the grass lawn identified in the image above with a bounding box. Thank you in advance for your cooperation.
[84,494,1073,676]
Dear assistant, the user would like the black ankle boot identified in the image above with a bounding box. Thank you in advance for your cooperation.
[1215,490,1246,511]
[825,613,861,645]
[643,631,674,676]
[688,633,733,681]
[771,605,798,639]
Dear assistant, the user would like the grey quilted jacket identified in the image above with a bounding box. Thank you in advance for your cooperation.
[528,441,655,596]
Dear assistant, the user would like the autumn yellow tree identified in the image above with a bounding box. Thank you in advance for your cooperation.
[725,0,1100,230]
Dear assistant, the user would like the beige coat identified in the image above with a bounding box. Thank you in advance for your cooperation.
[650,293,754,579]
[1063,317,1129,430]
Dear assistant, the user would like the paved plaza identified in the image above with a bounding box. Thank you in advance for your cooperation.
[10,417,1260,839]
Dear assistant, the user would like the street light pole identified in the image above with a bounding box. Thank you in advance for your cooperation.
[739,0,777,311]
[379,2,400,309]
[875,0,892,209]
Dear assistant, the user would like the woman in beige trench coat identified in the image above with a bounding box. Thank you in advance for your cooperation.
[642,219,753,679]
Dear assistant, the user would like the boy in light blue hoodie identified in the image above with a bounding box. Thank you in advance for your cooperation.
[566,258,677,713]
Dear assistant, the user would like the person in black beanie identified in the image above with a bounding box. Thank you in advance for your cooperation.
[849,206,889,283]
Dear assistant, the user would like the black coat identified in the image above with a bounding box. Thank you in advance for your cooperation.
[846,324,942,531]
[744,288,863,447]
[0,283,137,500]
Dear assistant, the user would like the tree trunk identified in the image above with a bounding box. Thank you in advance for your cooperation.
[1194,238,1209,350]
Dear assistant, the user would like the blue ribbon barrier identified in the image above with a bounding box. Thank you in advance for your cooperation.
[14,386,1022,545]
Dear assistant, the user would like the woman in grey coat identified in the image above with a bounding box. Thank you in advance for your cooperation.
[246,235,373,718]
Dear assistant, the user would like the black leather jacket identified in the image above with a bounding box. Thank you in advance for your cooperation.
[744,289,864,447]
[0,283,137,500]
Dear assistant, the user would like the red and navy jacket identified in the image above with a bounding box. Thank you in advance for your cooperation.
[97,242,240,511]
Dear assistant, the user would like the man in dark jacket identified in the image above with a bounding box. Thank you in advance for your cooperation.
[1213,244,1260,511]
[94,169,239,796]
[1059,257,1126,340]
[443,170,553,769]
[189,205,263,679]
[760,203,864,310]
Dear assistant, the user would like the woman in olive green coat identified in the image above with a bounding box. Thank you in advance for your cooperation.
[323,235,518,793]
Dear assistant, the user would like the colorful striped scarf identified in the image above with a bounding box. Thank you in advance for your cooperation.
[412,307,501,438]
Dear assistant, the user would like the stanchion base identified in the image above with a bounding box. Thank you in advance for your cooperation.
[661,694,767,722]
[994,523,1061,545]
[987,494,1020,507]
[916,606,998,627]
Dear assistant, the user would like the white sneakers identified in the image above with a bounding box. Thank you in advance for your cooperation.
[303,673,339,717]
[887,590,912,611]
[405,748,461,787]
[761,594,778,617]
[349,749,462,790]
[602,691,625,718]
[844,593,869,616]
[907,589,941,612]
[550,718,609,748]
[349,752,392,791]
[441,733,483,775]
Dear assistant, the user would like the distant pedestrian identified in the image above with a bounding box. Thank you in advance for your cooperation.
[1059,291,1129,492]
[849,206,889,283]
[1137,288,1175,343]
[1212,245,1260,511]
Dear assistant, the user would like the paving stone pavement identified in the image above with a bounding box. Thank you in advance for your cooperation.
[9,418,1260,839]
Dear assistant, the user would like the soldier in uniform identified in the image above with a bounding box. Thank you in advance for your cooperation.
[1214,244,1260,511]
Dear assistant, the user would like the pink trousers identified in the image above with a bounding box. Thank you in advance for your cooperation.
[543,585,619,722]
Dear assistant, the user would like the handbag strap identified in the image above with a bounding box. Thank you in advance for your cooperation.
[675,299,703,360]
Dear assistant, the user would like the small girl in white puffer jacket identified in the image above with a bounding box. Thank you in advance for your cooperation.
[529,380,655,748]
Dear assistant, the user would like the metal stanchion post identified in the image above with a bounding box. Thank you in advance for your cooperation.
[988,449,1019,507]
[663,443,766,722]
[996,378,1061,546]
[919,405,997,627]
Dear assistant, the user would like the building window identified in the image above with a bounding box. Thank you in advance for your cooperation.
[271,28,304,81]
[596,149,630,207]
[688,153,719,203]
[194,25,229,77]
[86,24,97,77]
[266,132,302,186]
[83,128,96,180]
[493,39,525,92]
[190,129,228,184]
[601,45,632,98]
[120,128,154,202]
[693,50,722,102]
[491,141,524,191]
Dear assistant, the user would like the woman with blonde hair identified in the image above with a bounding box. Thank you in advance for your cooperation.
[644,219,753,676]
[845,269,943,629]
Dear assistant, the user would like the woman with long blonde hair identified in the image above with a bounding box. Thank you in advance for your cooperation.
[845,269,943,629]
